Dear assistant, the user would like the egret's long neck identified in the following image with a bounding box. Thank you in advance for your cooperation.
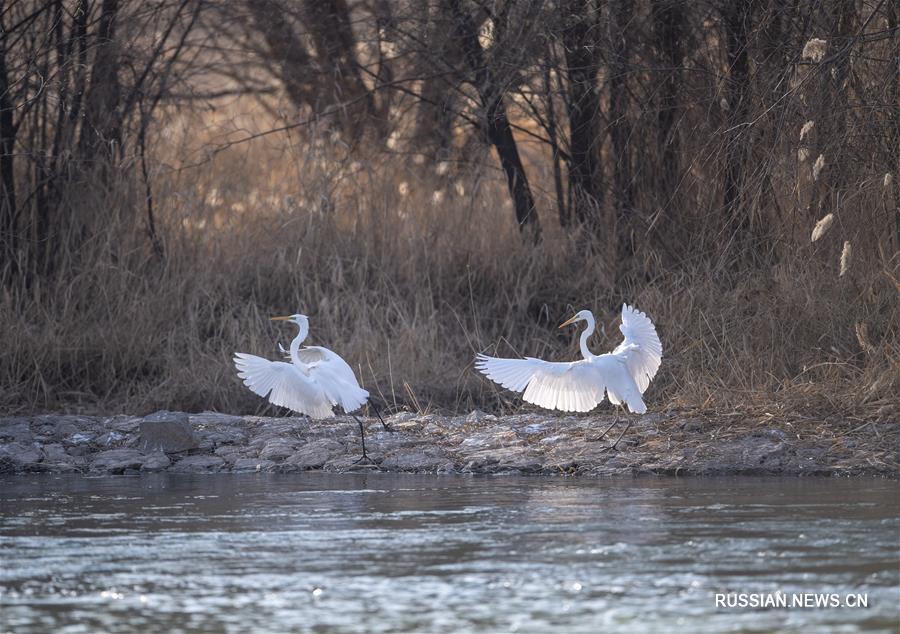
[579,313,596,359]
[289,322,308,366]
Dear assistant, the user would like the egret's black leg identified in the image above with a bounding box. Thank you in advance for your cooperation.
[587,416,619,442]
[369,399,393,432]
[608,419,633,451]
[587,406,619,442]
[350,414,373,464]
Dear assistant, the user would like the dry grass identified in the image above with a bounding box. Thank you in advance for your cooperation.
[1,108,897,423]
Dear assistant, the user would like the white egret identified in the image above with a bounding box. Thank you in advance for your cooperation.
[234,314,389,463]
[475,304,662,446]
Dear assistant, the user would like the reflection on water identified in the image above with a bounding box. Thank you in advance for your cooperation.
[1,475,898,633]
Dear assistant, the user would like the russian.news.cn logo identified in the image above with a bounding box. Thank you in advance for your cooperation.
[715,592,868,609]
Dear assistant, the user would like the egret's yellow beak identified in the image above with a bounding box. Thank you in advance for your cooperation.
[559,315,579,329]
[270,315,292,321]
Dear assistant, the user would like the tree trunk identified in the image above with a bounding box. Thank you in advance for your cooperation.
[413,3,462,163]
[302,0,375,142]
[562,0,603,233]
[721,0,752,221]
[247,0,319,114]
[78,0,122,163]
[0,39,17,277]
[609,0,635,262]
[446,0,540,237]
[650,0,685,219]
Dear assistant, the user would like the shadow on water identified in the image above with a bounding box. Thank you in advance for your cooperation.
[1,474,898,633]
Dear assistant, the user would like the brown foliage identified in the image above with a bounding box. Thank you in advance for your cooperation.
[0,0,897,419]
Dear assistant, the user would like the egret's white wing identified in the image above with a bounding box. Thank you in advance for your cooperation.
[593,354,647,414]
[233,353,333,419]
[475,354,607,412]
[299,346,369,413]
[612,304,662,393]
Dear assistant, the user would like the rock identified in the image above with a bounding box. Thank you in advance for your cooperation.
[286,440,343,469]
[538,434,566,445]
[169,455,224,473]
[259,440,297,461]
[68,432,95,446]
[190,412,245,426]
[52,421,80,441]
[94,431,126,447]
[462,447,541,472]
[466,409,497,423]
[202,427,248,446]
[233,458,276,472]
[381,449,448,471]
[215,444,243,457]
[0,411,893,477]
[42,444,73,463]
[386,412,417,425]
[111,417,142,434]
[36,462,79,473]
[66,443,92,457]
[459,427,518,450]
[0,442,42,472]
[138,412,197,453]
[141,452,171,472]
[91,449,146,473]
[0,420,33,443]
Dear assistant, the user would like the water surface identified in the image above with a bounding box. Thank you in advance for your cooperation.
[1,474,898,633]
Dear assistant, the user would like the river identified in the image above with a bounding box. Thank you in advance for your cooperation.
[1,474,898,632]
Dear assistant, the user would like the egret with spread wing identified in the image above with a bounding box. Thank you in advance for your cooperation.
[234,314,388,463]
[475,305,662,446]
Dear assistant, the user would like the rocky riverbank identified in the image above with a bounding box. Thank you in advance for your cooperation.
[1,410,897,477]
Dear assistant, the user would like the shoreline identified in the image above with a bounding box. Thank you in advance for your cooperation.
[1,410,897,478]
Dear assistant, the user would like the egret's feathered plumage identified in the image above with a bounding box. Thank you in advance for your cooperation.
[234,314,385,461]
[475,305,662,414]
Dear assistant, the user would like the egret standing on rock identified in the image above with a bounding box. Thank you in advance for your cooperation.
[234,314,388,463]
[475,305,662,447]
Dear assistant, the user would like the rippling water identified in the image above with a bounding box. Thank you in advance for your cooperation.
[1,474,898,633]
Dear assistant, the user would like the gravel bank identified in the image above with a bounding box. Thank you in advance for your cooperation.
[1,410,897,477]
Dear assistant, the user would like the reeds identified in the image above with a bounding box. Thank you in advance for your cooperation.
[1,129,896,421]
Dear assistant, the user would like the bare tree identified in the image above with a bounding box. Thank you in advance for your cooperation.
[445,0,540,237]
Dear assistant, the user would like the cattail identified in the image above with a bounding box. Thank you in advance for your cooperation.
[811,213,834,242]
[386,131,400,150]
[839,241,852,276]
[855,322,875,355]
[797,148,809,162]
[478,18,495,49]
[800,120,815,140]
[802,38,827,62]
[813,154,826,180]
